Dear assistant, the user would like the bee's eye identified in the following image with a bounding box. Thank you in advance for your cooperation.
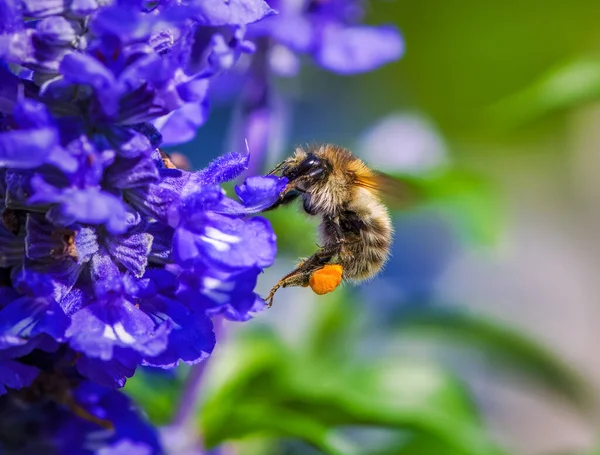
[286,153,327,180]
[305,156,319,167]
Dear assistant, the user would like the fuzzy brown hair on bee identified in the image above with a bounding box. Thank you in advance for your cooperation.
[263,144,416,306]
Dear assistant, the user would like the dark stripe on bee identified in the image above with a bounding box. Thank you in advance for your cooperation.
[338,210,367,235]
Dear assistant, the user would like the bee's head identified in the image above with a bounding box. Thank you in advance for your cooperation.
[268,149,332,190]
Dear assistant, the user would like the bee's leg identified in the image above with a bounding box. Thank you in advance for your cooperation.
[323,215,354,259]
[264,269,311,307]
[265,246,337,307]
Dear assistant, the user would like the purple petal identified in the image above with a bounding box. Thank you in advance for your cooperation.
[126,168,190,223]
[131,122,163,150]
[0,0,22,34]
[0,31,32,67]
[0,359,39,395]
[142,297,214,368]
[105,227,153,278]
[60,53,120,115]
[0,295,69,342]
[89,246,120,285]
[205,28,256,74]
[177,76,211,104]
[104,154,160,189]
[0,283,20,309]
[171,183,226,227]
[241,216,278,268]
[147,222,173,263]
[70,0,98,16]
[250,14,313,53]
[207,34,237,72]
[315,24,404,74]
[189,0,275,26]
[0,64,20,114]
[71,382,163,452]
[172,226,200,265]
[98,440,153,455]
[0,99,74,171]
[61,52,116,89]
[0,329,34,359]
[4,169,36,209]
[176,213,276,270]
[234,175,287,212]
[75,226,100,260]
[26,257,83,301]
[102,126,155,158]
[13,97,53,128]
[35,16,79,45]
[269,43,301,76]
[0,334,59,358]
[29,176,131,234]
[0,333,28,351]
[154,101,209,146]
[25,214,92,262]
[48,190,130,234]
[179,267,265,321]
[12,269,55,298]
[0,128,59,168]
[18,258,82,304]
[58,286,85,316]
[21,0,66,17]
[76,347,139,388]
[91,5,154,42]
[66,297,170,361]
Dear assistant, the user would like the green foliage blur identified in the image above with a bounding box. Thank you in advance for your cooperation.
[126,1,600,454]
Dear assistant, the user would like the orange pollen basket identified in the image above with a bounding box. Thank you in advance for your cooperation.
[309,264,343,295]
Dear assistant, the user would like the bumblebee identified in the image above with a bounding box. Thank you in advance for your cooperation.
[264,144,415,306]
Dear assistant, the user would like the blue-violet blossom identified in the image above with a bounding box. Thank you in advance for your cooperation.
[0,0,286,452]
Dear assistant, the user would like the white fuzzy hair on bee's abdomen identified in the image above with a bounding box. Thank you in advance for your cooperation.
[314,186,393,281]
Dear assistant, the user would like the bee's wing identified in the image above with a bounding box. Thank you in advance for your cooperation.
[354,171,423,210]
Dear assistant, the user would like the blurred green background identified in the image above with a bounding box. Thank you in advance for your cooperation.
[127,1,600,454]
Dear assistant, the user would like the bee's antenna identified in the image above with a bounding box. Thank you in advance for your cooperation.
[266,161,286,176]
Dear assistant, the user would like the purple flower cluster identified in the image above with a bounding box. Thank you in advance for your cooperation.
[252,0,404,76]
[0,0,402,452]
[0,378,163,454]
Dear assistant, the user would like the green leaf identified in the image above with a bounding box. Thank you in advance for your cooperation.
[303,288,362,361]
[199,332,290,446]
[124,368,183,424]
[207,402,357,455]
[489,57,600,127]
[387,433,474,455]
[283,361,502,455]
[396,310,593,412]
[200,330,505,455]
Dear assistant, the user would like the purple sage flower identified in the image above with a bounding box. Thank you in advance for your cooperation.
[0,0,403,452]
[0,0,283,436]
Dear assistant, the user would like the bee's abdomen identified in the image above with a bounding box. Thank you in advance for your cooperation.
[342,220,392,281]
[319,193,392,281]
